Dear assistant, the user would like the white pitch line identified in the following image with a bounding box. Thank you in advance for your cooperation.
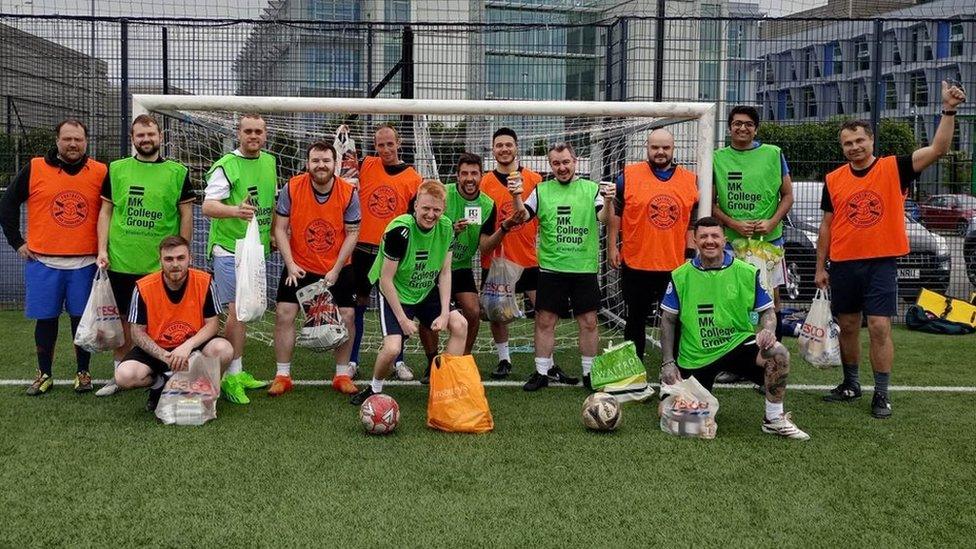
[2,379,975,392]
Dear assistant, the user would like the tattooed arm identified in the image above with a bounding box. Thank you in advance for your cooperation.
[659,310,682,385]
[130,323,170,363]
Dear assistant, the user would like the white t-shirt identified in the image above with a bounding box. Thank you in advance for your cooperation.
[204,149,244,257]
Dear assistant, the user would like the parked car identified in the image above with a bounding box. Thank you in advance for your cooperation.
[782,182,951,303]
[964,216,976,288]
[904,198,921,222]
[918,194,976,236]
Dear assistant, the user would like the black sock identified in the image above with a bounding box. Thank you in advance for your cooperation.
[69,315,91,373]
[842,363,860,387]
[34,318,59,376]
[774,310,784,341]
[873,371,890,395]
[425,353,437,370]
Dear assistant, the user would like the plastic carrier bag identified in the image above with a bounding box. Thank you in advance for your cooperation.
[658,376,720,440]
[295,279,349,351]
[479,256,524,324]
[731,237,783,296]
[427,354,494,433]
[591,340,654,402]
[73,268,125,353]
[234,216,267,322]
[798,289,842,368]
[334,126,359,184]
[155,353,221,426]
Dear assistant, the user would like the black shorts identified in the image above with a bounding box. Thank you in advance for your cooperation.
[108,270,144,317]
[480,266,540,294]
[535,271,601,316]
[678,339,763,393]
[829,257,898,317]
[379,289,445,337]
[452,268,478,295]
[275,264,356,307]
[351,248,378,301]
[122,337,221,375]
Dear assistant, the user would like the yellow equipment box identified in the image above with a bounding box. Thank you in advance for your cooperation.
[916,288,976,328]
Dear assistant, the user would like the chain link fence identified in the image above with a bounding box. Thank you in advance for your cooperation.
[1,8,974,316]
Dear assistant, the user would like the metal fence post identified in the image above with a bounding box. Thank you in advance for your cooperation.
[400,25,414,164]
[653,0,665,102]
[120,19,130,157]
[871,18,884,151]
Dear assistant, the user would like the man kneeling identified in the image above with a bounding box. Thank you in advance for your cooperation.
[658,217,809,440]
[350,180,467,405]
[114,236,233,411]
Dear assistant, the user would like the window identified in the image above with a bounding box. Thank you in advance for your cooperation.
[884,76,897,110]
[765,59,774,84]
[855,39,870,71]
[862,82,871,113]
[950,22,964,56]
[785,90,795,119]
[306,44,361,91]
[804,48,819,78]
[309,0,361,20]
[910,26,923,62]
[910,72,928,107]
[832,42,843,75]
[832,84,845,115]
[803,87,817,118]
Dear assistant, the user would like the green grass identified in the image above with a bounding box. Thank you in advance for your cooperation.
[1,311,973,547]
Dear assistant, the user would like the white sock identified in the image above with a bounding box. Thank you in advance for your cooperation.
[496,341,511,362]
[765,400,784,421]
[113,359,121,370]
[276,362,291,377]
[370,378,384,393]
[336,363,352,377]
[581,356,594,375]
[534,357,552,376]
[227,358,243,376]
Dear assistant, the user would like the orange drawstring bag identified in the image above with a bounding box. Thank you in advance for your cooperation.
[426,354,494,433]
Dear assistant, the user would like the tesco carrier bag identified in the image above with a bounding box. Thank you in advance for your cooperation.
[73,268,125,353]
[798,289,842,368]
[659,376,720,440]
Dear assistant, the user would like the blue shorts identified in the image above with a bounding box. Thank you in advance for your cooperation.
[829,257,898,317]
[378,289,443,338]
[24,261,97,319]
[212,255,236,306]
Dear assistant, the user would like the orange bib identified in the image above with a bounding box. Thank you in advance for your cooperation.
[620,163,698,271]
[137,269,211,350]
[287,173,355,275]
[826,156,909,261]
[479,168,542,269]
[358,156,421,246]
[26,157,106,256]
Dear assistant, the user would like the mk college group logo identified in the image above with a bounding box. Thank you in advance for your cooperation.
[724,171,764,212]
[409,250,438,287]
[125,186,164,231]
[696,303,738,349]
[555,205,588,244]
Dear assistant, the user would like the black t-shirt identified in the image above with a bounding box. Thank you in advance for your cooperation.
[132,277,219,325]
[820,155,918,212]
[101,157,195,203]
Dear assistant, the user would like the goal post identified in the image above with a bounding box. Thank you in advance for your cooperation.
[134,94,717,353]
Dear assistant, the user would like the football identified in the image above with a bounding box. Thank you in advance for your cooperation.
[360,394,400,435]
[581,392,622,432]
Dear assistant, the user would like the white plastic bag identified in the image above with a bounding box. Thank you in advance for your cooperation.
[798,289,842,368]
[155,353,221,426]
[295,279,349,351]
[658,376,720,439]
[73,267,125,353]
[234,215,267,322]
[479,256,524,324]
[334,126,359,185]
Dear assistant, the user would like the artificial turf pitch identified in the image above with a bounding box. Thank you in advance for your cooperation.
[0,311,972,547]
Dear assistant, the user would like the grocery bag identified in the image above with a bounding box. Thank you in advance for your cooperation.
[591,340,654,402]
[427,354,494,433]
[479,256,523,324]
[234,215,267,322]
[658,376,720,439]
[731,237,783,296]
[154,353,221,426]
[73,268,125,353]
[798,289,842,368]
[295,279,349,351]
[334,126,359,184]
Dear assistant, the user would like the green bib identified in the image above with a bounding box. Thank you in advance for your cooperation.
[444,183,494,271]
[713,144,783,241]
[108,157,188,274]
[671,257,758,368]
[368,214,453,305]
[536,178,600,273]
[205,151,277,257]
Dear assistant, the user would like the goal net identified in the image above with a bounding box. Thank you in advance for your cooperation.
[136,95,715,355]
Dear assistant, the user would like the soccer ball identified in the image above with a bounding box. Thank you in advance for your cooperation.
[360,394,400,435]
[581,392,622,432]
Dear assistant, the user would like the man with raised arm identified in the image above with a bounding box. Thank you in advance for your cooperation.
[816,81,966,419]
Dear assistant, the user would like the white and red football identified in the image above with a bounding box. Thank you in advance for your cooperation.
[359,394,400,435]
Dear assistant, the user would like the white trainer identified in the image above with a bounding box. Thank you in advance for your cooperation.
[95,380,119,397]
[393,360,414,381]
[761,412,810,441]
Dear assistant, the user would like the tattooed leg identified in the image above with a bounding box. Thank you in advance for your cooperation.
[759,342,790,404]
